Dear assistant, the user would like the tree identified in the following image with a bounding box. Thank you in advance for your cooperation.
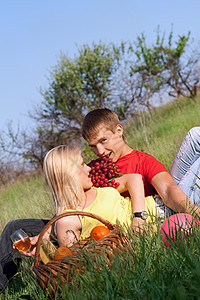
[0,42,121,169]
[0,121,76,170]
[36,42,119,142]
[0,122,29,185]
[114,28,200,116]
[1,31,199,171]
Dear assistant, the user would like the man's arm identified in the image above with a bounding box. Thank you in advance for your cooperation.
[151,171,200,216]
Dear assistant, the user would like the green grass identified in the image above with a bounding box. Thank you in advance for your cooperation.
[0,173,54,233]
[124,96,200,169]
[0,95,200,299]
[2,221,200,299]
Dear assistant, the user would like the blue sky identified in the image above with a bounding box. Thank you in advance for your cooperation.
[0,0,200,130]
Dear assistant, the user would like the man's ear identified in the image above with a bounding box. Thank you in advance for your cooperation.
[116,124,123,137]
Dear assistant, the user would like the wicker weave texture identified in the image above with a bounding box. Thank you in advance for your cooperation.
[33,211,133,298]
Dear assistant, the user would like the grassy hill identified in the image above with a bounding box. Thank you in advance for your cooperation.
[0,95,200,299]
[1,96,200,233]
[125,96,200,170]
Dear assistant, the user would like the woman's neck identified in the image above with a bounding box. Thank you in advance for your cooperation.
[77,188,97,210]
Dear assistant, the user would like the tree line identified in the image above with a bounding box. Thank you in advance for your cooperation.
[0,28,200,185]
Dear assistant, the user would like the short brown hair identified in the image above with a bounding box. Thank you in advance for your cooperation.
[82,108,120,141]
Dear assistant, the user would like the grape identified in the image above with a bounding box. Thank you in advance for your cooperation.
[88,156,122,189]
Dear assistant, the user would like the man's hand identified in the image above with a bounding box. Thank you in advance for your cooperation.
[152,172,200,216]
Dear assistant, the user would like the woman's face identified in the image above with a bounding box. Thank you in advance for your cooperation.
[77,155,92,190]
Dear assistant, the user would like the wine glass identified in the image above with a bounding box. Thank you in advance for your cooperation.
[10,228,31,252]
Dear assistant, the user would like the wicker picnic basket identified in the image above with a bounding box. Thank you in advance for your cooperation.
[33,210,133,298]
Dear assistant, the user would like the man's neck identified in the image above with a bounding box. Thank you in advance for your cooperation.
[119,143,133,158]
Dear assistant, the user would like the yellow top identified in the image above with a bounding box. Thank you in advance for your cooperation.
[79,187,156,240]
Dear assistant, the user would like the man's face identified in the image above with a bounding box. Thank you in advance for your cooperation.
[87,125,124,162]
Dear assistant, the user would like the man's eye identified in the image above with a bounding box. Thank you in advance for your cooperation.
[101,139,107,143]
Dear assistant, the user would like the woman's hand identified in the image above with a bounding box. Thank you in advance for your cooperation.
[13,235,39,257]
[132,217,145,233]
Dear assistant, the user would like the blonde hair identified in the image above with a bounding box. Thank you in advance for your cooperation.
[82,108,126,142]
[43,145,85,215]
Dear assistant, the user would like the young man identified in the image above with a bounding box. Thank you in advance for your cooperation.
[82,108,200,216]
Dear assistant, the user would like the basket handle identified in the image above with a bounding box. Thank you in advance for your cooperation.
[34,210,115,266]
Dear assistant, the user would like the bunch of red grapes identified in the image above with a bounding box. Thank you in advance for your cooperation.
[88,156,122,188]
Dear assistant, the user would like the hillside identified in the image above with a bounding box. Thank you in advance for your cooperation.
[0,95,200,233]
[0,95,200,299]
[125,96,200,169]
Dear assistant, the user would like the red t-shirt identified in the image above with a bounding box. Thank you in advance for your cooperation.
[116,150,168,197]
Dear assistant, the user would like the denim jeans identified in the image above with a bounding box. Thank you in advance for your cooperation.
[169,127,200,206]
[0,218,49,291]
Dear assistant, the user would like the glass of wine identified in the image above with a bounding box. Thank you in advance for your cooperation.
[10,228,31,252]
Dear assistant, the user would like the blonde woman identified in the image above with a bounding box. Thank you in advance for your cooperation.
[43,145,160,247]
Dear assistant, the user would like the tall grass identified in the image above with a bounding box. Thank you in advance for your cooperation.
[58,226,200,300]
[0,95,200,299]
[2,221,200,299]
[0,173,54,233]
[124,97,200,169]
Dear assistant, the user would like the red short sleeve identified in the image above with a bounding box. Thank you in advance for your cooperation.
[116,150,168,197]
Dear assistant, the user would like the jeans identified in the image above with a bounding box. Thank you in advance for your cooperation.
[169,127,200,206]
[0,218,49,291]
